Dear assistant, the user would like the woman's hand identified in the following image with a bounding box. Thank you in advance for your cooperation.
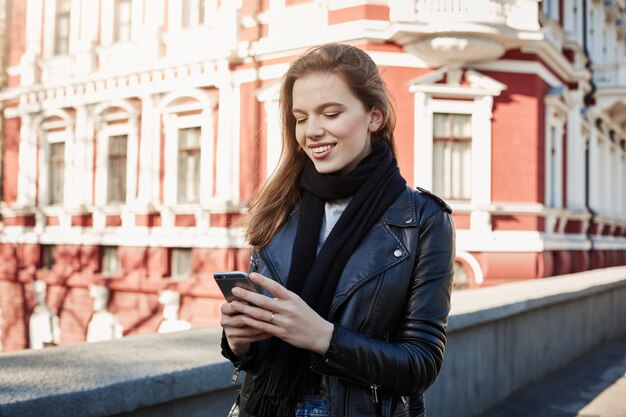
[220,300,272,358]
[230,272,334,355]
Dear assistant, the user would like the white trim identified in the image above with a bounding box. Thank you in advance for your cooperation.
[42,0,56,57]
[471,60,564,88]
[215,60,236,203]
[256,82,281,180]
[25,0,43,57]
[456,251,484,285]
[412,69,498,236]
[327,0,389,10]
[455,229,597,252]
[16,114,37,206]
[73,105,90,208]
[136,94,156,206]
[0,226,249,248]
[544,94,567,211]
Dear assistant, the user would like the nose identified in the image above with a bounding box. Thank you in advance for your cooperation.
[305,117,324,140]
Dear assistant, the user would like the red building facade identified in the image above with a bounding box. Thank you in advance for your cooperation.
[1,0,625,352]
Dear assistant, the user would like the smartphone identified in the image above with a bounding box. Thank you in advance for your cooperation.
[213,271,260,302]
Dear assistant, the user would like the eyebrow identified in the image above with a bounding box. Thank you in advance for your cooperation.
[292,102,345,114]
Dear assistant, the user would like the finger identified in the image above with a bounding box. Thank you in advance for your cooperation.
[231,287,282,312]
[230,332,273,344]
[226,325,268,338]
[239,315,285,339]
[231,300,275,322]
[221,302,239,316]
[249,273,292,299]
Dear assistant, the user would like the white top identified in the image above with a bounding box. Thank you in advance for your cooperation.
[317,197,351,252]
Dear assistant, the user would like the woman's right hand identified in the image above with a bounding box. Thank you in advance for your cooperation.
[220,301,272,357]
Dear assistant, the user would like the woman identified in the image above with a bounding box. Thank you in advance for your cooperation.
[220,43,455,417]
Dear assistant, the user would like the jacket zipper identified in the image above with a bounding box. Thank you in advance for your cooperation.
[325,358,386,416]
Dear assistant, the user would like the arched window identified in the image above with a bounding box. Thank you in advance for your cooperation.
[37,112,74,207]
[93,102,139,207]
[159,91,215,207]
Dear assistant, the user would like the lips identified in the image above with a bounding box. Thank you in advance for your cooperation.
[309,143,336,159]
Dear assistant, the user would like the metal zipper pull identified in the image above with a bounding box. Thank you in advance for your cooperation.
[401,395,408,408]
[370,384,380,404]
[230,367,241,384]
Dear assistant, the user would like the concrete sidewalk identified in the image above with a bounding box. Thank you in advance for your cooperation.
[481,336,626,417]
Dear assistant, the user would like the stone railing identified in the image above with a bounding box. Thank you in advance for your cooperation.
[391,0,541,31]
[2,266,626,417]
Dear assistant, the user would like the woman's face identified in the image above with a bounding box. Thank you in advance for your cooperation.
[291,72,382,175]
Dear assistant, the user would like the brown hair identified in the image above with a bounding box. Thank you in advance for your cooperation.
[246,43,397,248]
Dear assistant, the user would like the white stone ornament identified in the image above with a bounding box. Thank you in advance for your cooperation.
[28,281,61,349]
[87,285,123,343]
[157,290,191,334]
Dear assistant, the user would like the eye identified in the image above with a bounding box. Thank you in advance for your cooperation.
[295,117,307,125]
[324,112,340,119]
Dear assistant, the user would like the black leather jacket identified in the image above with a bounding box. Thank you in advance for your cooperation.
[222,187,455,417]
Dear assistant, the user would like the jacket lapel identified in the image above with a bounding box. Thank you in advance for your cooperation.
[260,187,415,311]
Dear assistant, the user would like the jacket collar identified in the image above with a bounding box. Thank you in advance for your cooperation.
[260,187,413,316]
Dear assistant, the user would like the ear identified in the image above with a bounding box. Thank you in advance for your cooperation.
[368,107,383,132]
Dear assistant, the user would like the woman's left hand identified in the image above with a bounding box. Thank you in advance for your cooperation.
[230,272,334,355]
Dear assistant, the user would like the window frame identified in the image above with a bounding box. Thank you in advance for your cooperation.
[93,105,139,209]
[176,126,202,204]
[53,0,71,55]
[113,0,134,43]
[432,112,472,202]
[170,248,192,280]
[39,129,71,207]
[544,95,567,209]
[106,134,130,205]
[162,107,214,208]
[181,0,206,29]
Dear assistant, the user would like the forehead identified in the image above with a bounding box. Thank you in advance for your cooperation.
[291,72,359,108]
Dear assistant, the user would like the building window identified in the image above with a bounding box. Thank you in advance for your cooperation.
[432,113,471,200]
[177,127,201,204]
[107,135,128,204]
[114,0,133,43]
[101,246,119,277]
[543,0,558,20]
[54,0,71,55]
[49,141,65,205]
[181,0,205,28]
[41,245,55,270]
[170,248,192,280]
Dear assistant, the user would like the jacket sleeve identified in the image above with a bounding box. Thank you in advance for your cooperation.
[311,207,455,395]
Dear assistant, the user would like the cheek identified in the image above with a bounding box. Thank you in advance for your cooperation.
[294,126,307,148]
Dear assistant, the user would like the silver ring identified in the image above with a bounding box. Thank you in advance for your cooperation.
[270,312,275,323]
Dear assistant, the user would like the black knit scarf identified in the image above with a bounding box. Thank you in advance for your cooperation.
[245,141,406,417]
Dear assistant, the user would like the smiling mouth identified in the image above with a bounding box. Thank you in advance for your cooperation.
[311,144,336,154]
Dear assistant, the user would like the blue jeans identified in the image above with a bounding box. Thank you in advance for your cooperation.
[295,396,329,417]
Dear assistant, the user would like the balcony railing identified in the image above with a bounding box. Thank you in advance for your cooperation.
[593,62,626,89]
[392,0,540,32]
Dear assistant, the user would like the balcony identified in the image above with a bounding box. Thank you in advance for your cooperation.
[390,0,542,66]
